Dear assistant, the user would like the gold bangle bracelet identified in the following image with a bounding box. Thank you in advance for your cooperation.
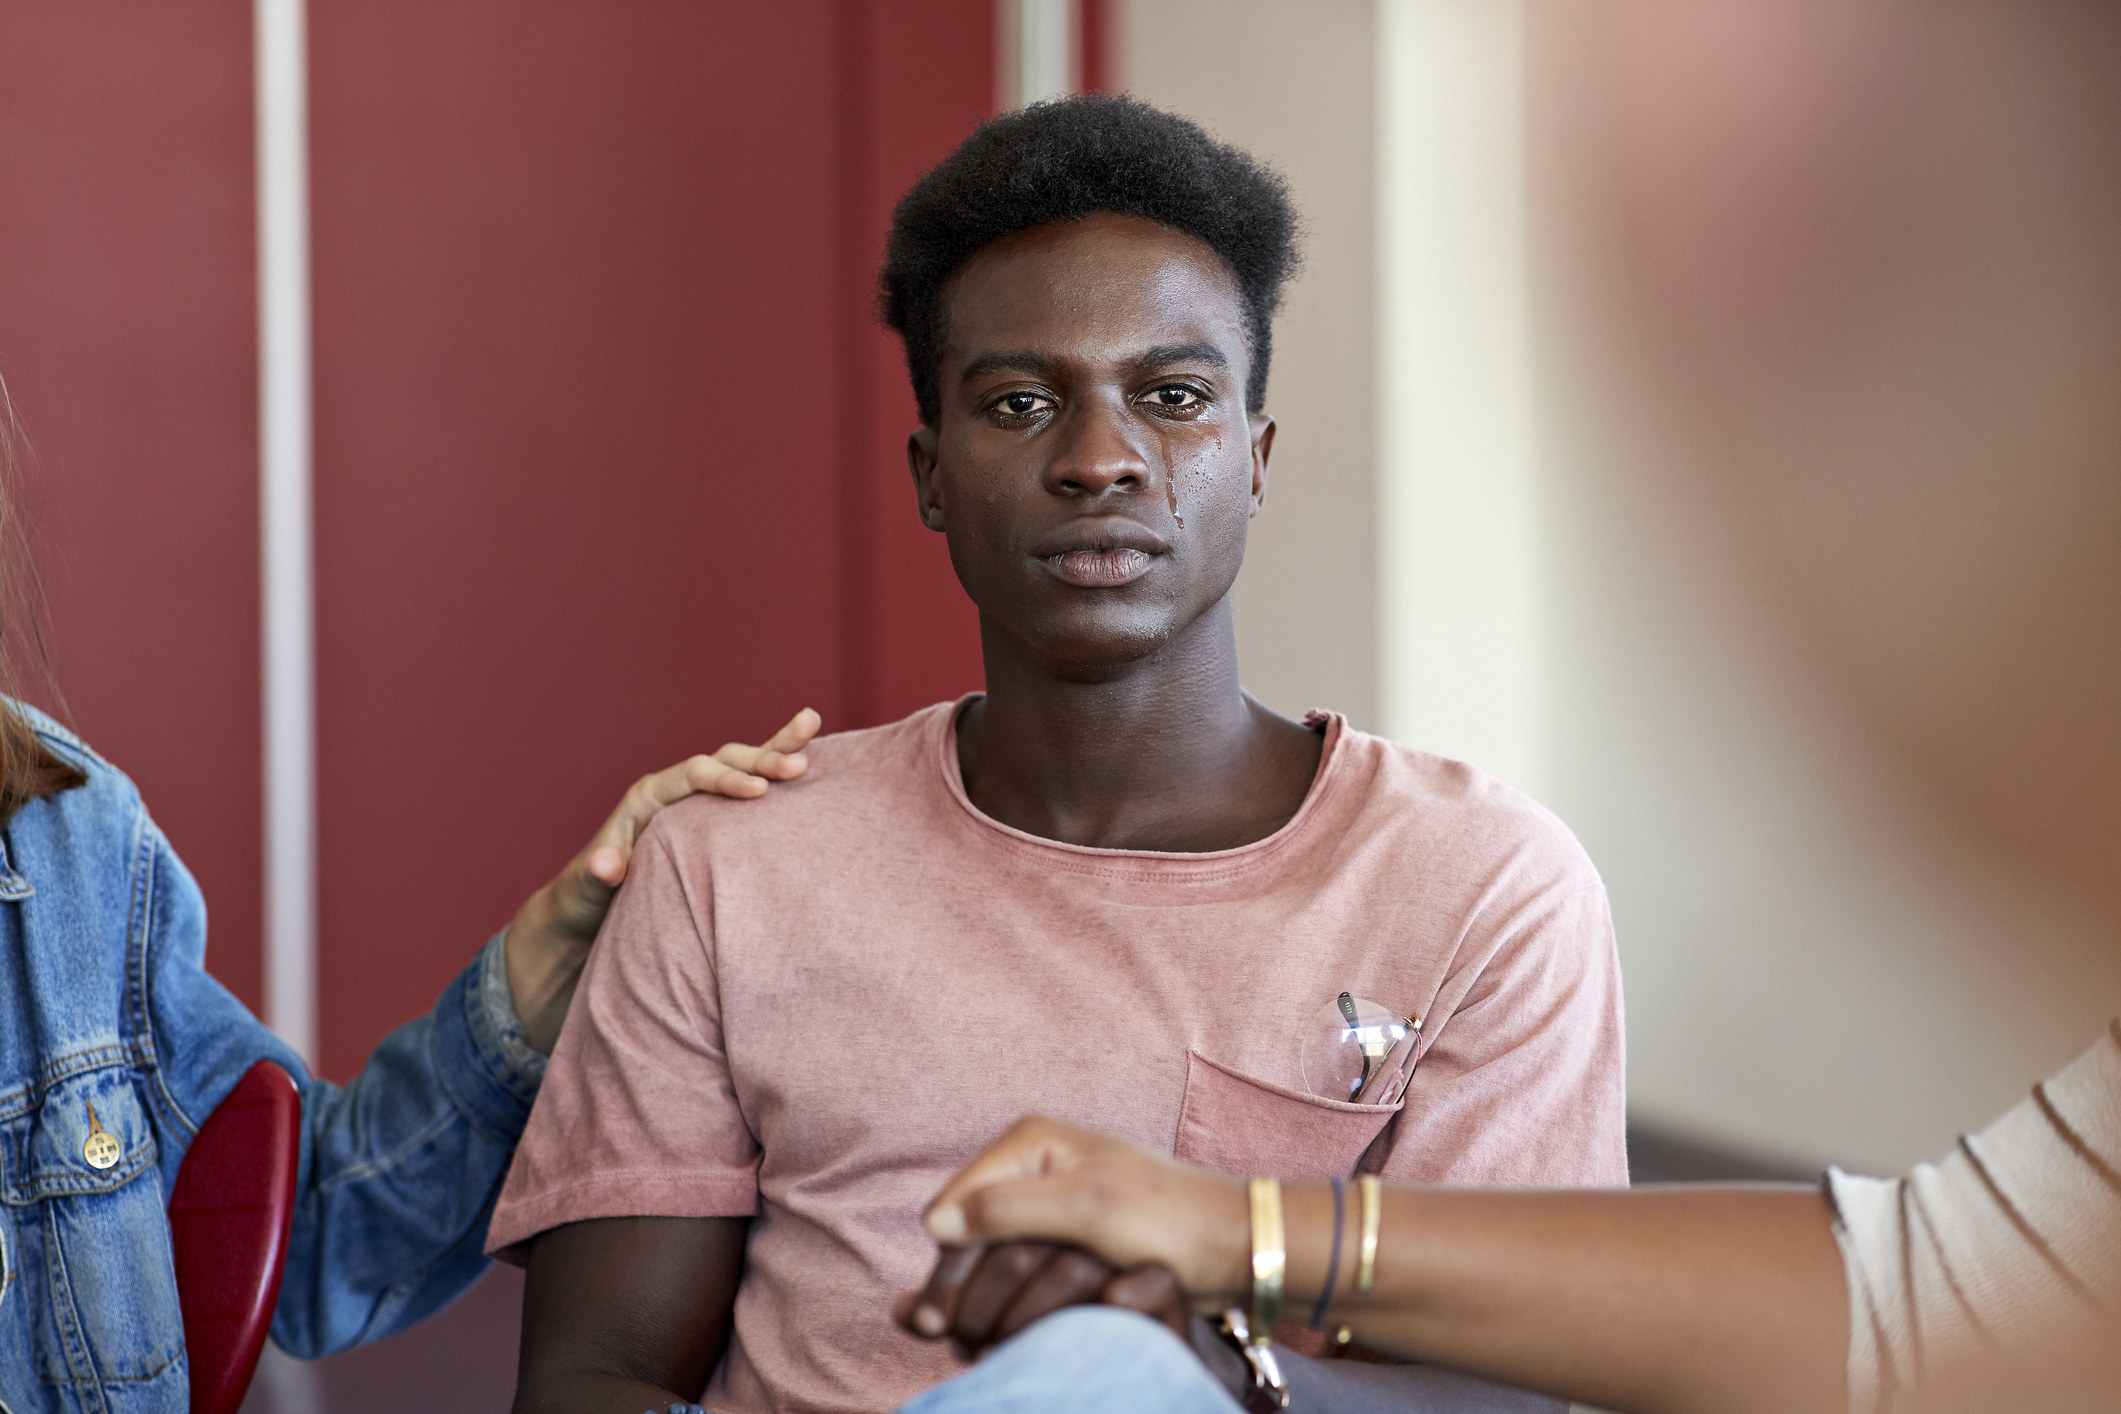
[1355,1174,1381,1294]
[1248,1176,1286,1341]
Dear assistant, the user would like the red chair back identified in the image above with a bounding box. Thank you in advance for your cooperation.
[168,1058,302,1414]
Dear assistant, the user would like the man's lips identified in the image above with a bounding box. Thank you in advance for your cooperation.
[1031,518,1169,589]
[1044,547,1157,587]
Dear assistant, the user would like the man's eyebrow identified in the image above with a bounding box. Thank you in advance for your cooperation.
[1129,342,1230,372]
[957,343,1233,385]
[958,351,1061,384]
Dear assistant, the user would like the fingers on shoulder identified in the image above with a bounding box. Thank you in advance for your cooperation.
[709,740,810,785]
[762,707,823,755]
[679,752,767,797]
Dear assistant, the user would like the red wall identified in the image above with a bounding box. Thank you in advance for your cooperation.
[1080,0,1113,95]
[0,2,993,1078]
[834,3,996,725]
[0,2,265,1008]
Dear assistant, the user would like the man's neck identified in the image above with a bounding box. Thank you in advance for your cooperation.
[956,601,1323,852]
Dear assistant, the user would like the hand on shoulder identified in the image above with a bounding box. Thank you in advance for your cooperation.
[505,707,821,1053]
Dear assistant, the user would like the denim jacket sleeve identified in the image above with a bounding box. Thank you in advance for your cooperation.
[142,824,548,1358]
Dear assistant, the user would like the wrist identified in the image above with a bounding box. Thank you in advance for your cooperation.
[504,889,588,1052]
[1278,1182,1346,1307]
[1193,1174,1255,1303]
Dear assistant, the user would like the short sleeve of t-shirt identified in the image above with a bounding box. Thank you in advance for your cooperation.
[487,820,758,1259]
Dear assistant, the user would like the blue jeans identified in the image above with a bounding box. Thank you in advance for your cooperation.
[654,1309,1562,1414]
[900,1308,1241,1414]
[893,1309,1568,1414]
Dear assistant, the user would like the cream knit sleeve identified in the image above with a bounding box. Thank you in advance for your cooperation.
[1826,1022,2121,1414]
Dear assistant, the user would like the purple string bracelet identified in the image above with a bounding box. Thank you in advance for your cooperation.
[1309,1175,1346,1330]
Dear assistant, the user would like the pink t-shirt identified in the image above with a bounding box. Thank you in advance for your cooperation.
[489,699,1626,1414]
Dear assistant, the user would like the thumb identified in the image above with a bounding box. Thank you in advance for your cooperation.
[585,843,629,888]
[547,844,629,938]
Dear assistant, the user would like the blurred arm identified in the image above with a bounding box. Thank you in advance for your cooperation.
[920,1118,1846,1414]
[1282,1182,1845,1414]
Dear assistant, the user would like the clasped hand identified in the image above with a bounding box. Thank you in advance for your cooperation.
[896,1116,1252,1361]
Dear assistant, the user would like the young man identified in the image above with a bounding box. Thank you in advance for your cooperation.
[492,96,1625,1414]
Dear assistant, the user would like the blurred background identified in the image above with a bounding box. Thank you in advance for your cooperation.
[3,1,2115,1409]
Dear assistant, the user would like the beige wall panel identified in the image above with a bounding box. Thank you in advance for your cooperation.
[1113,0,1380,729]
[1117,0,2121,1175]
[1540,424,2121,1172]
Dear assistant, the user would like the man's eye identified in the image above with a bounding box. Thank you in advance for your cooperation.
[999,391,1048,416]
[1145,386,1203,410]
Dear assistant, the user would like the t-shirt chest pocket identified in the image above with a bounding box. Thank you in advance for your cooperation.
[1172,1049,1402,1182]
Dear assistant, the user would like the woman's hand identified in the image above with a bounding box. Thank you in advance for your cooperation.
[504,708,821,1053]
[914,1116,1252,1315]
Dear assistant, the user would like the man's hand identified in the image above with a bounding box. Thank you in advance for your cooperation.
[895,1242,1259,1407]
[505,708,821,1053]
[896,1242,1194,1359]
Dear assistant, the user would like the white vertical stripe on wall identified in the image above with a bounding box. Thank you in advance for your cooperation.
[1001,0,1077,110]
[1374,0,1545,796]
[256,0,316,1065]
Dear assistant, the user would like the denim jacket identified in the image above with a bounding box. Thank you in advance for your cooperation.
[0,706,547,1414]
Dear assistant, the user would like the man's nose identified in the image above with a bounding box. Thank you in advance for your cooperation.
[1041,394,1154,499]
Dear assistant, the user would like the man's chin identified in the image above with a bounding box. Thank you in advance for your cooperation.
[972,578,1231,684]
[1017,619,1191,685]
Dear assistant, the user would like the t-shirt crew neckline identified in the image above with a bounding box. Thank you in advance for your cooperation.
[932,692,1348,881]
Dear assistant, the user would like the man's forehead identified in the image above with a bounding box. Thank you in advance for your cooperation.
[939,216,1248,371]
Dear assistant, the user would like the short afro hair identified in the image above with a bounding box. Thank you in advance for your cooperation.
[880,93,1301,427]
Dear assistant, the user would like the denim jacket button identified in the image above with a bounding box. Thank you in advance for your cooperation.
[82,1104,123,1170]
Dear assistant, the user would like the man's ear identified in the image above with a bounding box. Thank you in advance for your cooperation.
[907,427,946,532]
[1247,414,1277,518]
